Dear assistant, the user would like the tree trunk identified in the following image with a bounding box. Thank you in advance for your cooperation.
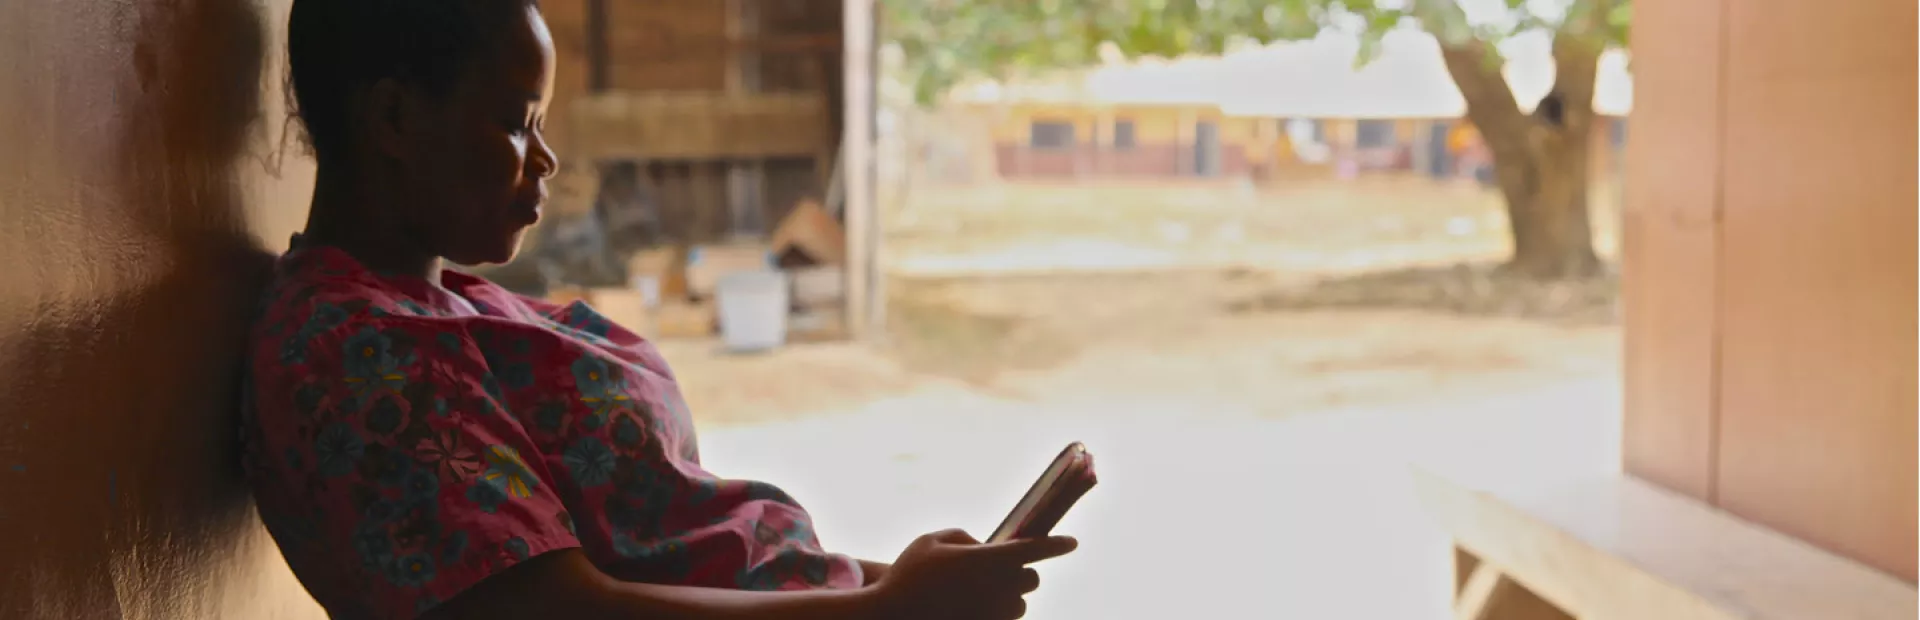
[1484,121,1602,279]
[1431,31,1605,281]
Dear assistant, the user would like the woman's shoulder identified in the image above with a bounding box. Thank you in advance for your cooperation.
[249,272,480,381]
[440,272,674,376]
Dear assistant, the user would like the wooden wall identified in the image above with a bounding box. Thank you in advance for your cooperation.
[604,0,729,91]
[1623,0,1916,582]
[0,0,325,616]
[753,0,844,232]
[545,0,843,244]
[536,0,597,222]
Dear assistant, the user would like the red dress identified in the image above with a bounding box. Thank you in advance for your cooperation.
[240,238,861,619]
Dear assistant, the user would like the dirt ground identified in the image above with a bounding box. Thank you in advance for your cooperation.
[661,177,1624,428]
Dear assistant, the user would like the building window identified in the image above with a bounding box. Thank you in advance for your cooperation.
[1112,120,1137,149]
[1355,119,1396,148]
[1029,121,1076,150]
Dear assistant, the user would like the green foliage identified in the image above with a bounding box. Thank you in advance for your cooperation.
[883,0,1631,105]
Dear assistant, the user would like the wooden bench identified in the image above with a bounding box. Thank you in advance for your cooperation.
[1413,467,1917,620]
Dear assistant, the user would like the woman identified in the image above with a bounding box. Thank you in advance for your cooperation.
[240,2,1075,619]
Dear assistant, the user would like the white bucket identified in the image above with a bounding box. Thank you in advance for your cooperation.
[630,275,662,308]
[716,270,790,352]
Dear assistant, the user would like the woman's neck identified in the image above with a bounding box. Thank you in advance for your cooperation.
[300,166,442,284]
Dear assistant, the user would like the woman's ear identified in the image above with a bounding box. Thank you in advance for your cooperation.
[362,77,413,161]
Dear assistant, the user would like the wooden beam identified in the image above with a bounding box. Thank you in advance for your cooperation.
[841,0,877,339]
[586,0,609,91]
[729,33,843,54]
[597,35,843,62]
[570,92,833,161]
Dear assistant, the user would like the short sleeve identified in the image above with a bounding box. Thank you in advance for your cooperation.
[260,317,582,619]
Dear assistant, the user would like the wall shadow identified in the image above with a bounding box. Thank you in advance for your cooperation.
[0,0,318,617]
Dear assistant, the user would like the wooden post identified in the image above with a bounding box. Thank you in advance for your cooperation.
[586,0,608,92]
[842,0,879,339]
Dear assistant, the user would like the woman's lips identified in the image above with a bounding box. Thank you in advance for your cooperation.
[516,203,543,224]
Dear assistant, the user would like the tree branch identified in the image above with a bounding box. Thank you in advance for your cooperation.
[1409,0,1531,160]
[1549,0,1612,129]
[1439,42,1538,166]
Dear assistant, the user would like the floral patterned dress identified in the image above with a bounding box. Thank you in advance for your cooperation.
[240,238,860,619]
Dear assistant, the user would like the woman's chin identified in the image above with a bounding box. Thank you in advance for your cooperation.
[445,236,526,268]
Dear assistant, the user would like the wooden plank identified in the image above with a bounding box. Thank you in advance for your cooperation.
[1712,0,1919,582]
[603,0,728,91]
[1617,0,1726,501]
[570,92,833,161]
[1413,468,1919,620]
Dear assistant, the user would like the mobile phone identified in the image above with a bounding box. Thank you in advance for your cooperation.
[987,442,1098,543]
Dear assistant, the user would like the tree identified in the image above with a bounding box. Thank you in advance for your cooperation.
[882,0,1631,280]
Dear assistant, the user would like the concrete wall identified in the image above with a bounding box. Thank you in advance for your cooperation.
[0,0,323,617]
[1623,0,1916,581]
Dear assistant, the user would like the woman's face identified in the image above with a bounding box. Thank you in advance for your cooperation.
[401,5,558,266]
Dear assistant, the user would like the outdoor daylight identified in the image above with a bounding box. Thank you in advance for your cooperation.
[656,1,1630,617]
[0,0,1912,619]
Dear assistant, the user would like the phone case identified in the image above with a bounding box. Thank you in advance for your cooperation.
[989,442,1099,542]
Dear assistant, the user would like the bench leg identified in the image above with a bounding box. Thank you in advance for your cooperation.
[1453,545,1577,620]
[1456,557,1513,620]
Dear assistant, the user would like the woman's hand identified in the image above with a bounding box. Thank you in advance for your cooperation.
[866,529,1077,620]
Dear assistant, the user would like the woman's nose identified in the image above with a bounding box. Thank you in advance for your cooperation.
[530,134,559,179]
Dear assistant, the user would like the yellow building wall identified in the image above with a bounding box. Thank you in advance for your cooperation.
[1395,119,1422,141]
[1325,119,1357,145]
[982,104,1256,149]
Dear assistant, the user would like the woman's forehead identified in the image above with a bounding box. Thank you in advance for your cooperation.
[470,6,554,98]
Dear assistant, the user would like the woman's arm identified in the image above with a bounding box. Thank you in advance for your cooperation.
[423,549,882,620]
[858,559,892,586]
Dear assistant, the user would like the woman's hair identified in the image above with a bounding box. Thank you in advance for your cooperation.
[286,0,538,161]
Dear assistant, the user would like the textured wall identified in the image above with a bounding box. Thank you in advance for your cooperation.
[1624,0,1917,582]
[0,0,323,617]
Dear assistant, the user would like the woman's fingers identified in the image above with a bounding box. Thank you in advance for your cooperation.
[980,567,1038,619]
[969,535,1078,565]
[1015,567,1041,594]
[927,528,981,545]
[995,596,1028,620]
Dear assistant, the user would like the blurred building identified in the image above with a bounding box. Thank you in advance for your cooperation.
[939,30,1633,186]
